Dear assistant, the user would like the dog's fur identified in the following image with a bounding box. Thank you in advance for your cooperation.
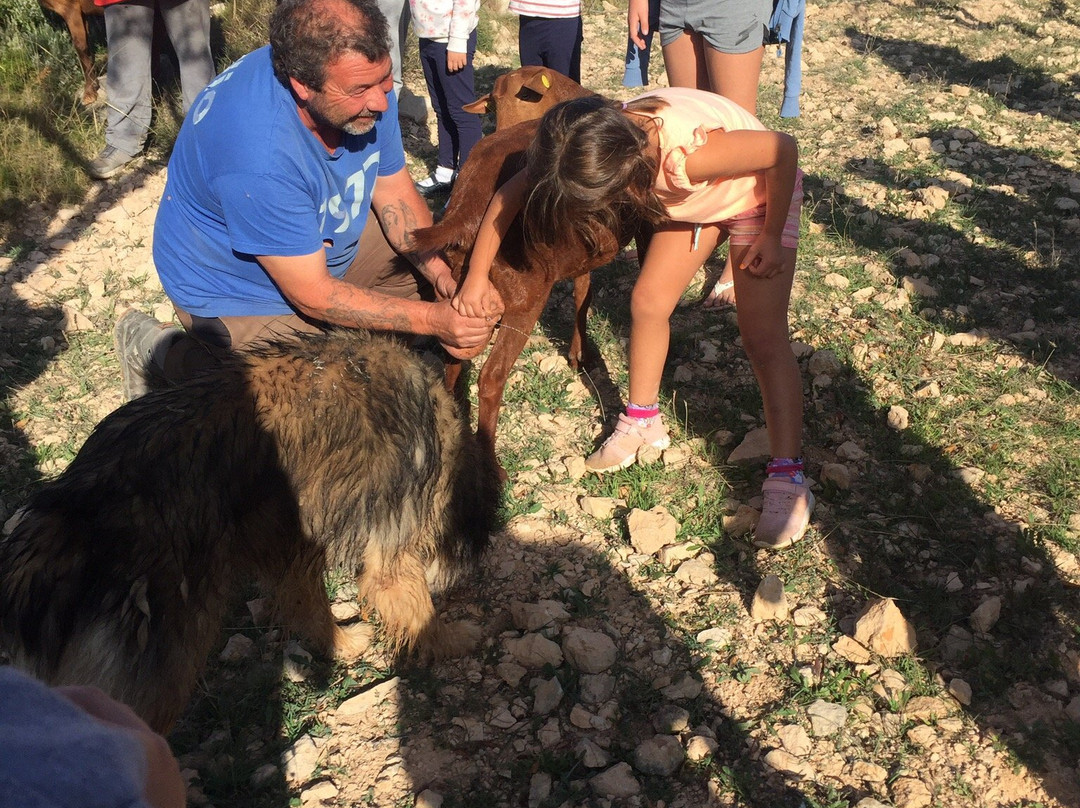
[0,330,500,732]
[463,65,593,130]
[40,0,101,105]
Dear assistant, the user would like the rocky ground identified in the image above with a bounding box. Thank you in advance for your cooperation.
[3,0,1080,806]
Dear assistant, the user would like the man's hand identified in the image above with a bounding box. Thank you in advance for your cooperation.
[421,251,458,300]
[429,299,496,358]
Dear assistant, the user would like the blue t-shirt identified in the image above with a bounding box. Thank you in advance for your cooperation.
[154,46,407,317]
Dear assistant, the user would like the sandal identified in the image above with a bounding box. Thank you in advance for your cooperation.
[702,277,736,309]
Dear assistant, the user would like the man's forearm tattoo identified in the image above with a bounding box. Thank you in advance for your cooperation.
[323,287,412,333]
[377,200,424,267]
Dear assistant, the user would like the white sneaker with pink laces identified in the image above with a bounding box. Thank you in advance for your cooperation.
[585,413,670,473]
[753,478,815,550]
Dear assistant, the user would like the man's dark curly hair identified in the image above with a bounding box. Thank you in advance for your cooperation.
[269,0,391,90]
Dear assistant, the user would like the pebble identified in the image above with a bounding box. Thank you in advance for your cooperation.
[626,506,679,555]
[751,574,789,621]
[808,700,848,736]
[589,763,641,798]
[562,627,617,673]
[633,734,684,775]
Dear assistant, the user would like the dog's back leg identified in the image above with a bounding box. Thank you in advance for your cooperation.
[270,551,374,660]
[357,544,479,661]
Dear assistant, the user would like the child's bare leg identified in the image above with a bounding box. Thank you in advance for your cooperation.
[730,243,814,549]
[586,224,720,473]
[629,224,722,404]
[728,244,802,456]
[704,46,765,113]
[699,45,766,310]
[661,31,710,90]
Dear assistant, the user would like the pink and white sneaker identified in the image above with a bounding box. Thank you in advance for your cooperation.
[585,413,670,473]
[753,478,815,550]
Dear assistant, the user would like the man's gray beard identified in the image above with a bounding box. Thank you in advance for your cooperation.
[342,116,377,136]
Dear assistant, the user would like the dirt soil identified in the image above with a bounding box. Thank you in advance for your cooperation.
[3,1,1080,807]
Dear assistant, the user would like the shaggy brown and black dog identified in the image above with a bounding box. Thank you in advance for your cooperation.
[0,329,500,732]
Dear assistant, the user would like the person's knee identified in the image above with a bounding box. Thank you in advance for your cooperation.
[630,285,675,324]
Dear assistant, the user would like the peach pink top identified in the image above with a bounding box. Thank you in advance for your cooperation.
[633,86,768,223]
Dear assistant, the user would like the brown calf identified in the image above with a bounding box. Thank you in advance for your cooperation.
[39,0,101,105]
[463,64,593,130]
[414,116,643,476]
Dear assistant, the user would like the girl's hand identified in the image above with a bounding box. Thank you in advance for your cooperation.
[452,276,504,319]
[740,234,785,278]
[446,49,467,73]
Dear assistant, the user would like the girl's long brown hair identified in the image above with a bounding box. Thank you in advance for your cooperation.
[521,96,668,257]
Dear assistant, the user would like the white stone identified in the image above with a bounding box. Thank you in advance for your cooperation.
[589,763,641,798]
[337,677,400,716]
[751,574,789,622]
[626,506,679,555]
[562,627,617,673]
[660,673,703,700]
[633,734,684,776]
[506,633,564,668]
[854,598,917,657]
[416,789,444,808]
[532,676,564,715]
[218,633,255,663]
[777,723,813,756]
[887,405,910,430]
[686,734,718,761]
[727,427,771,463]
[511,600,571,631]
[948,678,972,705]
[281,735,321,784]
[970,596,1002,633]
[526,774,550,808]
[807,700,847,736]
[300,780,338,804]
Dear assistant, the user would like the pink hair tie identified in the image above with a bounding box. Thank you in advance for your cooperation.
[621,101,628,110]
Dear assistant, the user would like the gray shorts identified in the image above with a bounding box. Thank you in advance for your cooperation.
[659,0,770,54]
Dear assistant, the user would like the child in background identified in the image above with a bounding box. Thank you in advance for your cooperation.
[453,89,813,550]
[510,0,583,83]
[410,0,483,195]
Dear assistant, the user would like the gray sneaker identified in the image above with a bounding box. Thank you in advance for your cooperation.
[87,145,137,180]
[114,309,176,400]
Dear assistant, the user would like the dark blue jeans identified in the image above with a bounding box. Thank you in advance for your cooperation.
[418,32,483,170]
[518,15,583,84]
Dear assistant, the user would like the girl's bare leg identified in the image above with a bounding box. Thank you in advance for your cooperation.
[661,31,710,89]
[700,45,767,309]
[628,224,723,405]
[727,243,801,457]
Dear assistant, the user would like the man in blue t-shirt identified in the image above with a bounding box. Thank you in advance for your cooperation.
[114,0,498,398]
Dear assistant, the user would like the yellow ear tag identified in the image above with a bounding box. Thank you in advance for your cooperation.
[541,74,551,88]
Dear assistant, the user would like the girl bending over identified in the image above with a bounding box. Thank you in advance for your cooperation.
[453,89,811,550]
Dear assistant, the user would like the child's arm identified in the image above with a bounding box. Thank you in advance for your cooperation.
[684,129,799,277]
[452,168,530,318]
[447,0,481,73]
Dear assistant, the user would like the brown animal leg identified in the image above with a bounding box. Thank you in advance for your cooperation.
[443,355,464,395]
[44,0,99,105]
[476,295,550,475]
[568,274,593,371]
[271,552,373,659]
[358,545,478,661]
